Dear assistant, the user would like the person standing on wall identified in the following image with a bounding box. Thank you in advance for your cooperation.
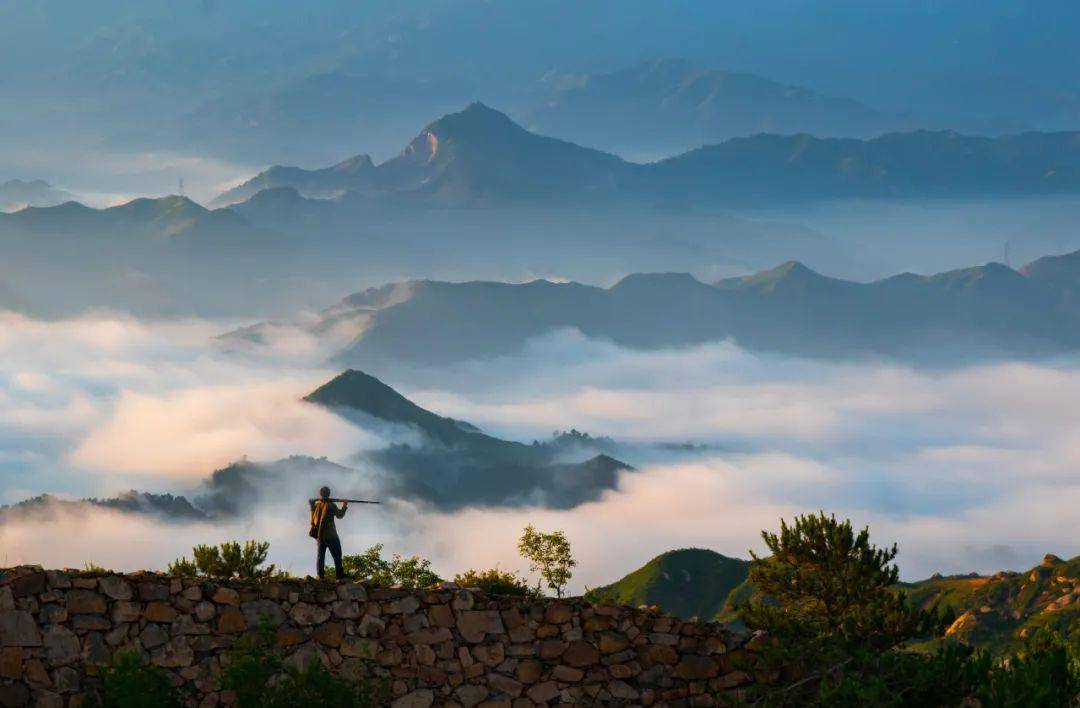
[309,486,348,579]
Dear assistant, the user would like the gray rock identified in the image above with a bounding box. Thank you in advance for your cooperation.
[33,690,63,708]
[112,601,141,623]
[391,690,434,708]
[98,576,133,601]
[0,683,29,707]
[455,684,489,707]
[43,626,80,667]
[52,666,80,692]
[336,584,367,602]
[331,600,360,619]
[290,602,330,626]
[139,624,169,650]
[194,601,216,623]
[151,637,194,668]
[452,589,476,611]
[81,632,111,666]
[241,600,287,628]
[64,590,106,615]
[386,596,420,614]
[0,611,41,647]
[457,611,505,643]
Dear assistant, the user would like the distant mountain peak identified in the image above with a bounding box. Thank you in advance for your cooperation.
[304,369,477,447]
[610,272,708,293]
[418,102,525,145]
[331,154,375,172]
[304,369,407,412]
[715,259,835,292]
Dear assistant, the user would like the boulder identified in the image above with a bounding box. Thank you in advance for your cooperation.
[291,602,330,626]
[64,590,106,615]
[151,637,194,668]
[458,611,504,643]
[98,577,133,601]
[0,611,41,647]
[0,647,22,680]
[562,641,600,668]
[211,588,239,606]
[139,624,169,650]
[313,622,345,648]
[144,602,177,623]
[0,682,29,707]
[526,682,559,703]
[241,600,287,627]
[455,684,489,707]
[391,690,434,708]
[216,607,246,634]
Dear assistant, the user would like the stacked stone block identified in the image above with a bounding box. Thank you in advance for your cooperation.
[0,567,765,707]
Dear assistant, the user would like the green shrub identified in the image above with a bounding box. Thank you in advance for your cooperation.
[261,660,386,708]
[741,514,1080,707]
[741,512,949,649]
[338,544,441,588]
[220,619,386,708]
[166,556,198,577]
[84,650,184,708]
[454,567,537,597]
[974,631,1080,707]
[169,540,277,579]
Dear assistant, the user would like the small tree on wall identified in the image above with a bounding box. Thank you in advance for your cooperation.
[518,524,576,598]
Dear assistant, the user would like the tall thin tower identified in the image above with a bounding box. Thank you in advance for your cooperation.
[178,177,185,197]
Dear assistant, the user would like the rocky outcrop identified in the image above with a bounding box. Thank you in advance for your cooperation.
[0,567,767,707]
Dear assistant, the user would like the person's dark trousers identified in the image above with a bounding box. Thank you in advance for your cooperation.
[317,537,345,579]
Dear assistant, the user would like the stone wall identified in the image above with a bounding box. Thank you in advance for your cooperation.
[0,566,767,707]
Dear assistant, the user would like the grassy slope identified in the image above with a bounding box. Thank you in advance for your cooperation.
[586,548,750,620]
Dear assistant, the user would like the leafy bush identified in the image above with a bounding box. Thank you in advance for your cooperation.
[338,544,441,588]
[220,620,386,708]
[84,650,184,708]
[454,567,538,597]
[811,643,983,707]
[169,540,277,579]
[741,512,949,649]
[815,642,1080,708]
[518,524,576,598]
[973,630,1080,707]
[166,556,198,577]
[741,513,1080,707]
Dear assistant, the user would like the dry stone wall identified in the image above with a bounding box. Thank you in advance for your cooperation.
[0,566,768,707]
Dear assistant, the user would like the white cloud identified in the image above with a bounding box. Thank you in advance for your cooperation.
[1,317,1079,589]
[70,383,367,478]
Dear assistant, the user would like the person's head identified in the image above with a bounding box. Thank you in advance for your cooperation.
[319,486,331,500]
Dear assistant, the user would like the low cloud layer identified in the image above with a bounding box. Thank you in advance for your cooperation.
[71,383,365,478]
[0,314,1078,590]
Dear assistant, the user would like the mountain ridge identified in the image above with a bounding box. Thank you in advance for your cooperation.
[303,369,634,509]
[523,58,897,159]
[215,103,1080,209]
[226,247,1080,368]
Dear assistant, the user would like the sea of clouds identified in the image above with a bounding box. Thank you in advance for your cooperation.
[0,313,1077,592]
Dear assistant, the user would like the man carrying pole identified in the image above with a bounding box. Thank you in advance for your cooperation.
[309,486,349,579]
[309,486,381,579]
